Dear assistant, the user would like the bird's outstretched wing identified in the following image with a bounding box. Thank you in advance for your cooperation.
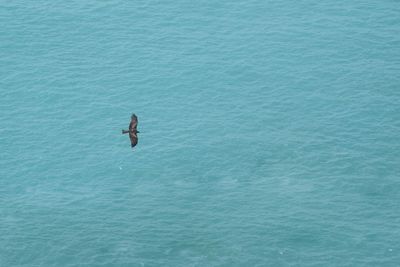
[129,133,138,148]
[129,115,138,131]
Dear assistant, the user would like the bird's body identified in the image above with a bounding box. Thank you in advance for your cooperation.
[122,114,139,148]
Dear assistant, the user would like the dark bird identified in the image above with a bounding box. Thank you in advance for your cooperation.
[122,114,140,148]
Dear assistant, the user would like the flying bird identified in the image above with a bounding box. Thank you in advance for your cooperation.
[122,114,140,148]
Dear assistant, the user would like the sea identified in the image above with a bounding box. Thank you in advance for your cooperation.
[1,1,399,266]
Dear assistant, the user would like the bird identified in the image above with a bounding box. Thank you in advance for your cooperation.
[122,114,140,148]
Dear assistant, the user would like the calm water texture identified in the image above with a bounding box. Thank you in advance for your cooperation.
[1,1,400,266]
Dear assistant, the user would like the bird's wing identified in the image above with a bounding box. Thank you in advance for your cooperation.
[129,116,138,130]
[129,133,138,147]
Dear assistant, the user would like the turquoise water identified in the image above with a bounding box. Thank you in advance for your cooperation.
[1,1,400,266]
